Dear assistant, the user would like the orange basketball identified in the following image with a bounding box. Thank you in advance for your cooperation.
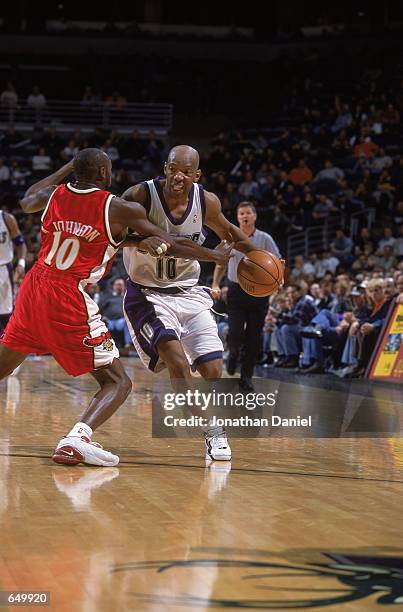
[237,250,284,297]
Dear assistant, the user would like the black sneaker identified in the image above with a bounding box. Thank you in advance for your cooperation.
[239,378,255,392]
[257,353,274,366]
[301,326,323,339]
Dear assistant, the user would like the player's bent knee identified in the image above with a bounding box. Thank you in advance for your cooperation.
[202,362,222,379]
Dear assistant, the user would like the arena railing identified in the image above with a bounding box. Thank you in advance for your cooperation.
[286,215,343,261]
[0,100,173,133]
[350,208,376,238]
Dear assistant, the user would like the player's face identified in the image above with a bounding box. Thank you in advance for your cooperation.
[164,158,201,196]
[237,206,256,227]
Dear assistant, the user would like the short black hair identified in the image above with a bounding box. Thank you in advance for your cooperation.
[73,148,108,180]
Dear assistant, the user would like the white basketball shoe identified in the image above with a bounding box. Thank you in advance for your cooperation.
[204,431,232,461]
[52,436,119,467]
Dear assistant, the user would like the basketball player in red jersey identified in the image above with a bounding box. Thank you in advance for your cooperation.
[0,149,231,467]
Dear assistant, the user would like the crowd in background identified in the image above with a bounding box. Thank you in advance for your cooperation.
[1,46,403,377]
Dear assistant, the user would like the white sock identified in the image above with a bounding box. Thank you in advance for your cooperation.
[204,420,225,437]
[67,422,93,439]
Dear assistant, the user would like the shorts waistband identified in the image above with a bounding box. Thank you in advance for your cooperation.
[128,280,196,295]
[31,263,81,284]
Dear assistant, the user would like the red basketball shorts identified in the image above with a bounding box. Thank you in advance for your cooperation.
[1,264,119,376]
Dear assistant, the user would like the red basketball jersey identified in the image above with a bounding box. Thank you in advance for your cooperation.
[37,182,122,283]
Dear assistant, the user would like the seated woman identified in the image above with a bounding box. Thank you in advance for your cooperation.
[341,278,393,377]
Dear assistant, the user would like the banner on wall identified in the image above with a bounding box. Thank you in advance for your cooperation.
[367,301,403,382]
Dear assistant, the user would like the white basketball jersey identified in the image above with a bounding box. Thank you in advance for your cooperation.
[0,211,13,266]
[123,179,206,288]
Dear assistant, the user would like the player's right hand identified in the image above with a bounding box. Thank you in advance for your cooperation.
[137,237,171,257]
[213,240,234,266]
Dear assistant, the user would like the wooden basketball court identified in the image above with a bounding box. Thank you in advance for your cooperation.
[0,357,402,611]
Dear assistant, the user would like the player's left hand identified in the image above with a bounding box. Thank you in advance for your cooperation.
[137,237,170,257]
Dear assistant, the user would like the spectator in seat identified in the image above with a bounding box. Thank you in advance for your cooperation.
[331,101,353,133]
[222,182,243,212]
[355,227,375,255]
[314,159,344,184]
[312,194,338,221]
[32,146,52,176]
[393,201,403,226]
[395,274,403,302]
[61,139,79,162]
[369,148,393,175]
[330,285,370,372]
[9,160,30,191]
[27,86,47,111]
[353,136,378,159]
[99,278,132,351]
[384,277,397,301]
[289,159,313,187]
[394,224,403,256]
[238,170,261,200]
[330,228,353,265]
[0,158,10,183]
[0,81,18,115]
[342,278,392,377]
[275,285,317,369]
[374,245,397,272]
[80,86,100,108]
[380,103,400,131]
[321,249,340,276]
[300,280,353,373]
[377,227,396,251]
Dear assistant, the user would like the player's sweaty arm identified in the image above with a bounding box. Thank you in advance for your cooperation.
[204,191,255,292]
[120,184,233,265]
[109,197,174,249]
[19,160,74,214]
[204,191,255,254]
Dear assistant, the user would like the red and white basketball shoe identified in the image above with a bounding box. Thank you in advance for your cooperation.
[52,436,119,467]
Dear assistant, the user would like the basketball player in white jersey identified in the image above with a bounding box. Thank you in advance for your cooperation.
[0,208,27,330]
[121,145,258,461]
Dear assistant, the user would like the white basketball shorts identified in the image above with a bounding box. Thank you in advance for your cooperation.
[123,280,223,372]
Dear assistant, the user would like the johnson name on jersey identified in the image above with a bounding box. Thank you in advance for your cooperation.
[38,183,122,285]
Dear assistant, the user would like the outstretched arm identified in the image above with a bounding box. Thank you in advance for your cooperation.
[204,191,256,294]
[204,191,256,254]
[19,160,74,214]
[119,184,234,264]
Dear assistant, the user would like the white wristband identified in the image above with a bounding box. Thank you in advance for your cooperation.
[17,259,26,269]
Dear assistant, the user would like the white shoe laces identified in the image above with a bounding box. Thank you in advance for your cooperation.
[212,435,228,449]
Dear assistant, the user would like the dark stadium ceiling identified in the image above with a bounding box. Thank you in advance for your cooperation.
[1,0,401,29]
